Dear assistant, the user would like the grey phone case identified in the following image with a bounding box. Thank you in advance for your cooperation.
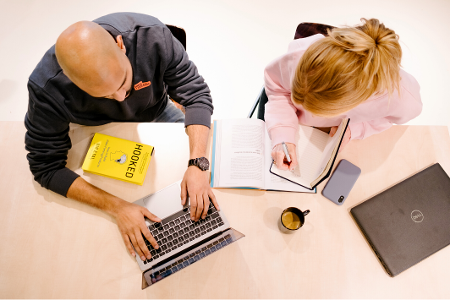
[322,159,361,205]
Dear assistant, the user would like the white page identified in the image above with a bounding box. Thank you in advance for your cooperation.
[263,125,315,193]
[270,125,329,188]
[213,119,265,188]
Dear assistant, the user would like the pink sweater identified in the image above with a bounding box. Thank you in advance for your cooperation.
[264,34,422,148]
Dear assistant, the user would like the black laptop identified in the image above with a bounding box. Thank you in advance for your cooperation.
[350,163,450,277]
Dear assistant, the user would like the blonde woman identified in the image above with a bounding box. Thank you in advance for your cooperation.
[265,19,422,171]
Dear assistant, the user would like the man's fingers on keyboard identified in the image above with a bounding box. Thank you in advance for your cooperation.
[209,190,220,211]
[135,230,151,260]
[195,197,203,221]
[129,234,146,261]
[190,195,197,221]
[141,225,158,249]
[123,233,135,257]
[201,193,209,219]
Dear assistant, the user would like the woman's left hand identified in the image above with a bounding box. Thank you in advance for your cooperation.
[329,126,351,151]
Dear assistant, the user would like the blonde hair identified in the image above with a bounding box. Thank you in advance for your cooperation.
[291,18,402,117]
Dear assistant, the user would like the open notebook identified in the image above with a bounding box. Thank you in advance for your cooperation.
[270,118,349,189]
[210,118,315,193]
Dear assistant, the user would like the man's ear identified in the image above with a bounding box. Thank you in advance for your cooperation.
[115,35,126,54]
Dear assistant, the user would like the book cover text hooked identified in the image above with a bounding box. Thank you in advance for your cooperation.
[82,133,154,185]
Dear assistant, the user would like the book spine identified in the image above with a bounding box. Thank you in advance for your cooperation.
[210,120,218,188]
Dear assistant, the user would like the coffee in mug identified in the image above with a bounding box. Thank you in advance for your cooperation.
[279,207,310,233]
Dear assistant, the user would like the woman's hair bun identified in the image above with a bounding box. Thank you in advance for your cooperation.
[291,18,402,117]
[327,18,402,95]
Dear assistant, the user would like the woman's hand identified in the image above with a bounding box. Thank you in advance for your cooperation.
[271,142,298,171]
[329,126,351,151]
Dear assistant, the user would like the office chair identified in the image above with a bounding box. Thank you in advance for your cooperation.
[247,22,335,120]
[166,24,186,50]
[166,25,187,112]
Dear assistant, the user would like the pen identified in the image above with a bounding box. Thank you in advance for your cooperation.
[281,142,291,163]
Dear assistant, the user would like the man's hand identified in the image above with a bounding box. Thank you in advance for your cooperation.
[330,126,352,151]
[66,177,161,261]
[271,142,298,171]
[112,201,161,262]
[181,166,219,222]
[183,124,219,222]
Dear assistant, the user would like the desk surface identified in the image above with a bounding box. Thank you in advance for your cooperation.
[1,122,450,298]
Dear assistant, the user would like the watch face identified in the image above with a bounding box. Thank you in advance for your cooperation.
[197,157,209,171]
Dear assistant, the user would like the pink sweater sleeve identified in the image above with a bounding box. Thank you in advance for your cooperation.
[264,59,299,148]
[348,70,423,140]
[264,35,325,148]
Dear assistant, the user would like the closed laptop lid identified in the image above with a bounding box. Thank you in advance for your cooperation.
[350,163,450,277]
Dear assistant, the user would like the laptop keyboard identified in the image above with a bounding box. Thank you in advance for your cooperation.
[142,203,225,264]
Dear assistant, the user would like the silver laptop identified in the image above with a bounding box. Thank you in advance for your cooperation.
[133,181,244,288]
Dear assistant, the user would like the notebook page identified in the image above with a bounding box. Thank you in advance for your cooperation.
[213,119,265,188]
[270,125,329,187]
[263,125,314,192]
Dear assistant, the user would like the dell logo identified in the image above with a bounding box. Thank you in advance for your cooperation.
[411,210,424,223]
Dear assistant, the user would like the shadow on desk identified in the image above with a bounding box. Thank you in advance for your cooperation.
[64,122,190,202]
[340,125,408,175]
[67,123,151,199]
[67,122,143,169]
[344,126,445,208]
[28,122,163,277]
[143,240,260,298]
[263,207,313,254]
[31,175,118,230]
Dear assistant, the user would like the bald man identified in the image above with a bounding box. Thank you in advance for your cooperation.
[25,13,217,263]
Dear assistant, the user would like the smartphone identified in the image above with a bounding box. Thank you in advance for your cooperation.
[322,159,361,205]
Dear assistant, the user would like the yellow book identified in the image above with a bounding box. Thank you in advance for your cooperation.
[82,133,154,185]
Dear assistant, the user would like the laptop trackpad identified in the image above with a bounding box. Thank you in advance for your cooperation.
[141,181,185,221]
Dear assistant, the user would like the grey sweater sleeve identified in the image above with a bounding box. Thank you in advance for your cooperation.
[161,27,214,128]
[24,80,79,197]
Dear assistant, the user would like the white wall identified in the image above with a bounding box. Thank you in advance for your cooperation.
[1,0,449,128]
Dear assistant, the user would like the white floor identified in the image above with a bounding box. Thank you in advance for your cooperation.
[1,0,449,129]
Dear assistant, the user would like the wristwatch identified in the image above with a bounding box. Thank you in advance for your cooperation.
[188,157,209,171]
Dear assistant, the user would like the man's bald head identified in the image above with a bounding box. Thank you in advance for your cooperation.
[55,21,131,99]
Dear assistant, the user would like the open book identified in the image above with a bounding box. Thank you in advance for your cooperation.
[210,119,315,193]
[270,118,349,189]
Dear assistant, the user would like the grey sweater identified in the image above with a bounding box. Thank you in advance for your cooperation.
[25,12,213,196]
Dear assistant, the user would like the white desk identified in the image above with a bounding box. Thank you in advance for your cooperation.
[1,122,450,298]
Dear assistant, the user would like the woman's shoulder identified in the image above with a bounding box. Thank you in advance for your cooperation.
[365,69,420,103]
[287,34,325,53]
[265,34,326,87]
[360,69,422,121]
[398,69,421,100]
[266,34,326,68]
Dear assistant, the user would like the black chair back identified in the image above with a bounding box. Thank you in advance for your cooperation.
[166,25,186,50]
